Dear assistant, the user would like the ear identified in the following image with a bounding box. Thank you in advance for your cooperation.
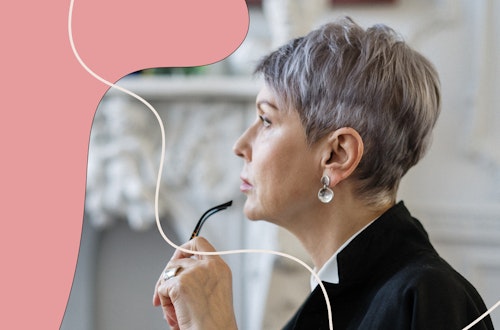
[320,127,364,186]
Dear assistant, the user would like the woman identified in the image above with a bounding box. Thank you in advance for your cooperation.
[153,17,494,329]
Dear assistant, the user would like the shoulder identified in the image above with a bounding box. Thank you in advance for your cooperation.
[375,253,479,303]
[366,254,493,329]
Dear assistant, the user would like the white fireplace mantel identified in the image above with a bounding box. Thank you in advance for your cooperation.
[108,75,262,101]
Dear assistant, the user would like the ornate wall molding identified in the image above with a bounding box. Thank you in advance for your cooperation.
[86,76,261,233]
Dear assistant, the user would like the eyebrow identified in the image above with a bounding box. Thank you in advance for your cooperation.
[257,100,279,112]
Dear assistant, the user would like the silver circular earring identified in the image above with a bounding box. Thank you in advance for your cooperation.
[318,175,334,203]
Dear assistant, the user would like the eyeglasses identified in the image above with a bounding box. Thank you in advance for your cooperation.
[190,200,233,240]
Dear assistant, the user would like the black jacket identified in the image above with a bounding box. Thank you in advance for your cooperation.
[283,202,494,330]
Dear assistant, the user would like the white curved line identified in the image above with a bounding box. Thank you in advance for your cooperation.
[67,1,333,329]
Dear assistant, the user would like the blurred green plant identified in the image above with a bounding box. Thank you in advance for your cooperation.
[134,66,207,76]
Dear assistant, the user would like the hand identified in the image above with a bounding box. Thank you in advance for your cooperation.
[153,237,238,330]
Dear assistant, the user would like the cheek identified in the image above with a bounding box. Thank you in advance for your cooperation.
[249,146,283,200]
[252,131,316,194]
[255,150,305,200]
[253,139,287,175]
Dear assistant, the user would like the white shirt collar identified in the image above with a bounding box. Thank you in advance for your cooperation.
[310,218,378,291]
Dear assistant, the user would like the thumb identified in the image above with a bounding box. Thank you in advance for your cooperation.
[171,236,218,260]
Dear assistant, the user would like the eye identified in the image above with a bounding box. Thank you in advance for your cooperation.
[259,115,272,128]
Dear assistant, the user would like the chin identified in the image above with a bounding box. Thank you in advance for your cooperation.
[243,208,261,221]
[242,199,265,221]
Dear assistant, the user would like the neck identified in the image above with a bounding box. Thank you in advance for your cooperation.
[287,192,394,270]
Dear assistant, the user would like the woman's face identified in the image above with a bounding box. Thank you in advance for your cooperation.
[233,85,322,226]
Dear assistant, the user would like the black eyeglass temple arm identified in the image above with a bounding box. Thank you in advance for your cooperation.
[190,200,233,240]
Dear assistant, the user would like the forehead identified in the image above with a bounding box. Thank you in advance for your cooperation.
[256,85,278,105]
[256,84,293,113]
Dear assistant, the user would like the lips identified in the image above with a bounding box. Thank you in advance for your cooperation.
[239,176,253,192]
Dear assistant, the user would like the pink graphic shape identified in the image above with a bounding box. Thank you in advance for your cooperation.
[1,0,249,329]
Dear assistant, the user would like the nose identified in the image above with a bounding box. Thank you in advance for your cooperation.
[233,125,252,161]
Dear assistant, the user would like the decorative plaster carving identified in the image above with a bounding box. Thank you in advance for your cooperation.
[85,76,260,235]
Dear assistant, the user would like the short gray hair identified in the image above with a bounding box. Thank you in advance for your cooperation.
[255,17,441,206]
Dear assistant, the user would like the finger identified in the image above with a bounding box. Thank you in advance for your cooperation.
[152,268,168,306]
[152,264,179,306]
[152,288,161,306]
[153,237,217,306]
[157,282,178,327]
[153,258,193,306]
[153,272,163,306]
[171,236,218,260]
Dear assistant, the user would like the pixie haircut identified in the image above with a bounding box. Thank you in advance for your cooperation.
[255,17,441,206]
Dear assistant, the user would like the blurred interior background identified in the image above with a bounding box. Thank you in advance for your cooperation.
[62,0,500,329]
